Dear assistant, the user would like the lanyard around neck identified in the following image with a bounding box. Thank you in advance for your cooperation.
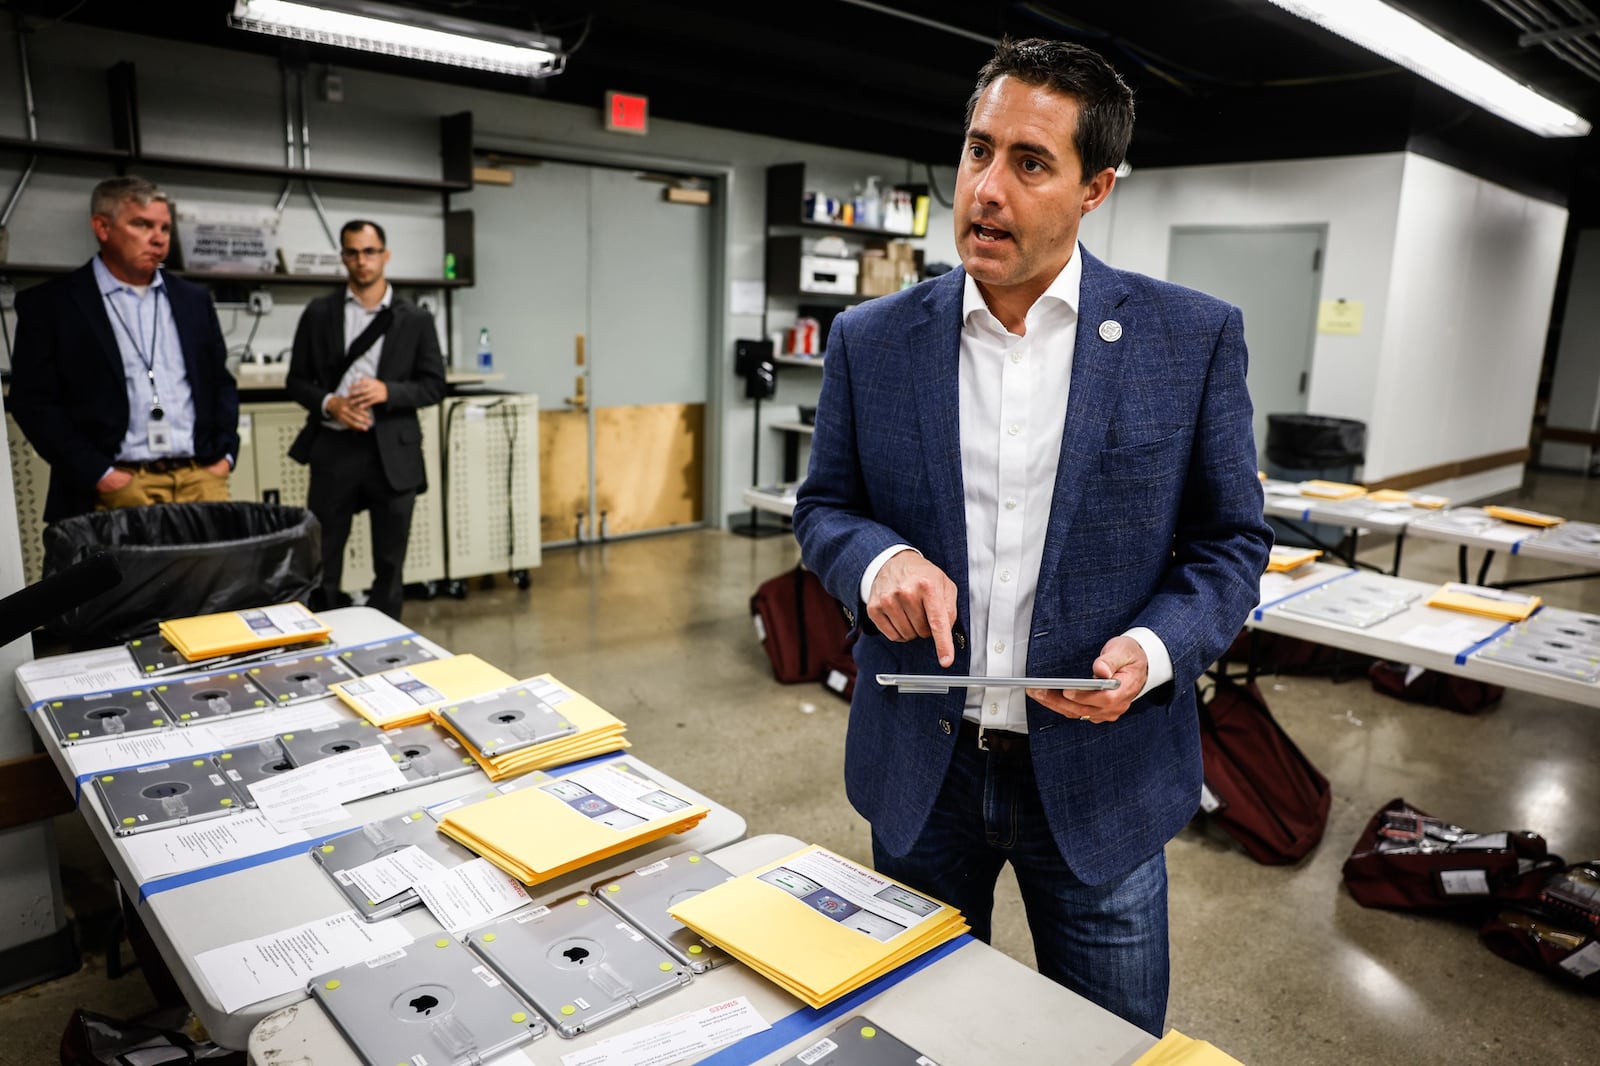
[103,286,167,416]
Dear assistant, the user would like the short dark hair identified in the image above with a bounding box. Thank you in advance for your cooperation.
[340,219,386,246]
[964,37,1135,180]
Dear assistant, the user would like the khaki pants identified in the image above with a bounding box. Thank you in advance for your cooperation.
[97,464,230,510]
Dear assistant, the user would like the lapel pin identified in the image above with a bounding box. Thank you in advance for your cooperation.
[1098,320,1123,343]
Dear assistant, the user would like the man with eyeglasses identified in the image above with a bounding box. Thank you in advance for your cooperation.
[285,219,445,620]
[10,175,238,522]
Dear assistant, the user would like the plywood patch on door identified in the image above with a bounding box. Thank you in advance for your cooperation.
[594,403,704,536]
[540,409,591,545]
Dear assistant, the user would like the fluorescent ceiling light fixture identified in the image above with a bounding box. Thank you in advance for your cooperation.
[231,0,565,78]
[1266,0,1590,137]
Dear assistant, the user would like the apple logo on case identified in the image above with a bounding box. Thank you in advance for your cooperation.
[562,946,590,965]
[409,994,439,1015]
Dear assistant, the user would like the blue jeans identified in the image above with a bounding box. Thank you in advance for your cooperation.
[871,731,1170,1036]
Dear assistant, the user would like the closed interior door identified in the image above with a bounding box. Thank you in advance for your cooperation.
[1168,226,1325,457]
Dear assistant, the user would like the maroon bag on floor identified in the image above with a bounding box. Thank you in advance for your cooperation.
[1341,798,1555,913]
[1196,678,1331,864]
[1368,660,1504,714]
[750,565,851,684]
[1479,862,1600,992]
[820,651,857,702]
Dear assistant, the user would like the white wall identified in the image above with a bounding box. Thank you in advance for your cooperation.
[1091,151,1566,495]
[1369,154,1567,489]
[0,21,957,524]
[1540,228,1600,472]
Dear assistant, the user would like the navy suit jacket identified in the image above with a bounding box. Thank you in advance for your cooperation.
[792,249,1271,886]
[284,290,446,494]
[9,260,238,522]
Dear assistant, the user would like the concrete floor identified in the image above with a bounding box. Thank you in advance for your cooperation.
[6,470,1600,1064]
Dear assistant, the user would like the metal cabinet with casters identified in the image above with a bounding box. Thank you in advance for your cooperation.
[439,393,541,597]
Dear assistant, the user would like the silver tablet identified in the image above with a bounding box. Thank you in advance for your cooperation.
[875,674,1119,694]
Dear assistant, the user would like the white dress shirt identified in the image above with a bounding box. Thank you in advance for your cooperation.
[322,283,393,428]
[861,246,1172,731]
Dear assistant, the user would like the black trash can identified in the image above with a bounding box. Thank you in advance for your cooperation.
[42,502,322,646]
[1264,414,1366,550]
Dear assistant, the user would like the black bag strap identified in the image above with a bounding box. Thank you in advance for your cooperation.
[334,306,394,385]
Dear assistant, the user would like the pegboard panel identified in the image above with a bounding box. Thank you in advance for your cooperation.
[442,394,541,579]
[6,415,50,586]
[229,410,260,505]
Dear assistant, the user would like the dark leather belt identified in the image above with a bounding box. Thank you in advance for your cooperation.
[116,457,198,474]
[959,717,1029,757]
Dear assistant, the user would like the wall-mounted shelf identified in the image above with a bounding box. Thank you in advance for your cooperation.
[0,262,472,288]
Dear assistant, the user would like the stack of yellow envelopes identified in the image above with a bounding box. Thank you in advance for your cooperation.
[160,603,330,661]
[1367,489,1447,509]
[1425,582,1541,622]
[330,654,515,728]
[1133,1031,1245,1065]
[437,760,708,885]
[1266,545,1321,572]
[1483,504,1564,528]
[431,674,628,781]
[669,844,969,1008]
[1299,479,1366,500]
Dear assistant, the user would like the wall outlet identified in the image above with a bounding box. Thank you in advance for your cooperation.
[248,289,273,315]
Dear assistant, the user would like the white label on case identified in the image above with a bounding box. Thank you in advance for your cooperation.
[514,905,551,924]
[333,869,354,885]
[826,669,848,692]
[1559,941,1600,978]
[916,1058,941,1066]
[364,947,406,967]
[797,1038,838,1064]
[471,964,501,987]
[209,774,225,787]
[633,859,670,877]
[1438,869,1490,895]
[574,996,591,1010]
[1198,782,1221,814]
[1404,664,1425,686]
[753,614,767,642]
[616,922,643,942]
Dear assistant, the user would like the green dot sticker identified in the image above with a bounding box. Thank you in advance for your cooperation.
[101,775,115,783]
[122,817,136,826]
[687,855,701,863]
[68,732,81,739]
[688,945,703,955]
[511,1012,527,1024]
[861,1027,877,1040]
[192,759,205,766]
[321,845,335,854]
[325,979,341,990]
[282,734,295,741]
[658,961,674,972]
[607,884,621,893]
[575,898,589,907]
[220,753,233,761]
[412,813,424,820]
[561,1005,576,1016]
[52,701,63,708]
[220,798,232,807]
[435,938,450,949]
[482,932,497,943]
[153,719,165,726]
[144,665,155,673]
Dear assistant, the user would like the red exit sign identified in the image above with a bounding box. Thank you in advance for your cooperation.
[605,91,648,135]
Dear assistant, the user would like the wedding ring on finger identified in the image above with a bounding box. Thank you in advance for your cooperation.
[1079,715,1093,722]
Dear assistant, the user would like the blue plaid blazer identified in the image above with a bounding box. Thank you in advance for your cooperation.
[793,249,1271,886]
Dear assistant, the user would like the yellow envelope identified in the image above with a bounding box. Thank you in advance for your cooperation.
[159,603,330,661]
[437,761,709,885]
[1299,480,1365,500]
[1425,583,1540,622]
[432,674,629,780]
[1367,489,1448,509]
[669,844,968,1008]
[1134,1031,1246,1066]
[1483,505,1564,528]
[330,654,515,728]
[1266,545,1320,573]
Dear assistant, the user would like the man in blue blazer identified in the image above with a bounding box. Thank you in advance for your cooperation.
[793,39,1270,1035]
[10,176,237,523]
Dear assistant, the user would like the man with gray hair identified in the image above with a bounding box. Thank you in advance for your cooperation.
[11,175,238,522]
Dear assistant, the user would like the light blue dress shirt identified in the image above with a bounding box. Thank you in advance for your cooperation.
[93,255,197,462]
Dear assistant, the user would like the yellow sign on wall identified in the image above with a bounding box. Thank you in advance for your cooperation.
[1317,299,1364,335]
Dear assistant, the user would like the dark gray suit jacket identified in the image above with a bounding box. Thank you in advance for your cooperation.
[285,290,446,493]
[793,250,1272,886]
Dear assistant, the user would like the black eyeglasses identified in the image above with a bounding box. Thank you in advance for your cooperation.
[340,246,385,260]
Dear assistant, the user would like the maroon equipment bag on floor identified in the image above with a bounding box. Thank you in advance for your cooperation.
[750,565,851,684]
[1196,678,1332,864]
[1479,861,1600,992]
[1341,798,1556,913]
[820,651,857,702]
[1368,660,1504,714]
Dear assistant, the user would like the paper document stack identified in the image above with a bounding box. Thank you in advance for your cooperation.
[1266,545,1321,572]
[1426,583,1542,623]
[1298,480,1366,500]
[1367,489,1447,509]
[160,603,330,661]
[330,654,515,728]
[431,674,628,780]
[669,844,969,1008]
[437,761,708,885]
[1483,505,1564,528]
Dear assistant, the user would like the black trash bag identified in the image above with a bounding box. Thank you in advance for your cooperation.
[1265,413,1366,470]
[60,1006,244,1064]
[42,502,321,646]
